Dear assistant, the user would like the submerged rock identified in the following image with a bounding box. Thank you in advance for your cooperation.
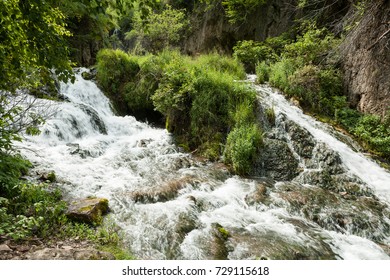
[66,197,109,224]
[129,176,198,203]
[274,182,390,242]
[245,178,274,206]
[227,225,337,260]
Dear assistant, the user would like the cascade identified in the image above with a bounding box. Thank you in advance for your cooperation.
[16,70,390,260]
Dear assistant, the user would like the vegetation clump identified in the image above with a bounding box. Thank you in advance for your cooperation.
[96,48,262,174]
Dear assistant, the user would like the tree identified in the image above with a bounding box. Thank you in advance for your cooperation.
[0,0,74,93]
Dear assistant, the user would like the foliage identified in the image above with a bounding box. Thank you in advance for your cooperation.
[353,115,390,158]
[233,40,274,73]
[97,49,262,171]
[126,4,189,53]
[0,153,31,198]
[255,61,271,84]
[0,182,66,240]
[0,0,74,93]
[221,0,266,23]
[224,124,263,175]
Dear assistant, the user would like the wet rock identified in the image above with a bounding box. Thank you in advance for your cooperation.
[227,226,337,260]
[254,139,299,181]
[285,120,316,158]
[274,182,390,242]
[175,212,198,239]
[78,104,107,135]
[245,179,274,206]
[66,197,109,224]
[81,70,96,81]
[210,223,231,260]
[129,176,197,203]
[38,171,56,182]
[307,143,344,174]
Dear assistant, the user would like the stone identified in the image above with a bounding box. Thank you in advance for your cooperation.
[66,197,109,224]
[0,244,12,252]
[285,120,316,158]
[254,139,299,181]
[129,176,197,203]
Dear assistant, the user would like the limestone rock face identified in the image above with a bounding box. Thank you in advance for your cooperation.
[66,197,109,224]
[340,0,390,118]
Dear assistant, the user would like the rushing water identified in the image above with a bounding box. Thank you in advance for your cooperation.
[17,70,390,260]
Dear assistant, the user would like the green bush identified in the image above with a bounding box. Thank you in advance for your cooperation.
[0,153,32,198]
[256,61,271,83]
[96,49,141,115]
[224,124,263,175]
[97,49,262,170]
[353,115,390,157]
[233,40,274,73]
[268,58,298,92]
[221,0,267,23]
[196,52,246,79]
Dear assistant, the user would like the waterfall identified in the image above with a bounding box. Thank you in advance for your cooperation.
[16,70,390,260]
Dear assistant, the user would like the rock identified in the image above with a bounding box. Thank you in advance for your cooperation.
[285,120,316,158]
[254,139,299,181]
[25,248,115,260]
[227,225,337,260]
[38,171,56,182]
[306,143,344,175]
[340,1,390,119]
[0,244,12,252]
[129,176,197,203]
[81,71,95,81]
[245,178,274,206]
[66,197,109,224]
[274,182,390,242]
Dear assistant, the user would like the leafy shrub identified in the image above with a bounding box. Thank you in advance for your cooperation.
[126,5,189,53]
[268,58,298,92]
[96,49,141,114]
[284,26,339,64]
[197,52,246,79]
[0,153,31,198]
[224,124,263,175]
[256,61,271,83]
[353,115,390,157]
[233,40,274,73]
[221,0,267,23]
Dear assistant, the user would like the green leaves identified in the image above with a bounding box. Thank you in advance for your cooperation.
[0,0,73,93]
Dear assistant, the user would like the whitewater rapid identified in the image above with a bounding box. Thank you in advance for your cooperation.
[16,71,390,260]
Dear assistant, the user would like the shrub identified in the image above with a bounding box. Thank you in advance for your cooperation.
[221,0,267,23]
[197,52,246,79]
[353,115,390,157]
[269,58,298,92]
[0,153,31,198]
[126,5,189,53]
[256,61,271,83]
[233,40,274,73]
[96,49,140,114]
[224,124,263,175]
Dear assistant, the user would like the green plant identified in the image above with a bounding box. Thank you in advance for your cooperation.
[256,61,271,83]
[233,40,274,73]
[126,4,189,53]
[222,0,266,23]
[224,124,263,175]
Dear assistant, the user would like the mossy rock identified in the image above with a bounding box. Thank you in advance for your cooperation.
[66,197,109,225]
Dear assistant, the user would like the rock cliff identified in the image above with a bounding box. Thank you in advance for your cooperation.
[340,0,390,118]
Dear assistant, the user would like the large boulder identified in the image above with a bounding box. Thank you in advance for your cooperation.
[66,197,109,224]
[254,139,299,181]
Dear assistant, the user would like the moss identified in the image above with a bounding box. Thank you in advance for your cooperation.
[217,226,230,240]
